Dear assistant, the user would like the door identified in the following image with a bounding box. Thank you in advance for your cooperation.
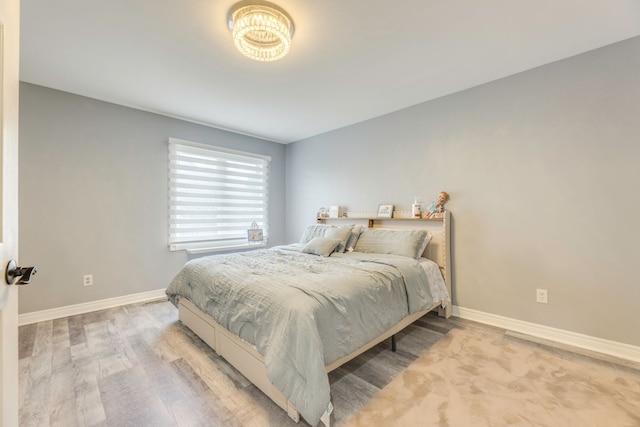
[0,0,20,424]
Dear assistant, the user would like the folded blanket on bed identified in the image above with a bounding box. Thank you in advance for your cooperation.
[166,245,434,426]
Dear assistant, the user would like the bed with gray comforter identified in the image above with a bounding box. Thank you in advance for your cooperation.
[165,243,440,426]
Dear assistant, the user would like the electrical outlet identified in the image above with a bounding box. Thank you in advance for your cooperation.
[83,274,93,287]
[536,288,548,304]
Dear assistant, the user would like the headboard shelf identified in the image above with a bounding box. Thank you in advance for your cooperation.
[317,217,443,221]
[317,216,444,228]
[317,209,447,225]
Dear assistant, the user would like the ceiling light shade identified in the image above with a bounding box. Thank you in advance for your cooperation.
[227,1,295,62]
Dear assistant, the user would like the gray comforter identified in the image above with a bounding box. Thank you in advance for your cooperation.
[165,244,434,426]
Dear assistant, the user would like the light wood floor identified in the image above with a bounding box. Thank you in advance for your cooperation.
[18,300,639,427]
[18,300,454,427]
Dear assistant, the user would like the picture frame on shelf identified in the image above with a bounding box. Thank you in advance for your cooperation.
[377,204,394,218]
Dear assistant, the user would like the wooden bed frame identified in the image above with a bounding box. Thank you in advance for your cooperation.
[177,211,452,425]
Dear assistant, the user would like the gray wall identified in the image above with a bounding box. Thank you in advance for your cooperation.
[18,83,286,313]
[286,37,640,347]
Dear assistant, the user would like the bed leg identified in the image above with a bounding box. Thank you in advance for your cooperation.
[438,304,452,318]
[286,401,300,423]
[391,334,396,352]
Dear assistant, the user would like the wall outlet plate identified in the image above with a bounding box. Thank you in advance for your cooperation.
[83,274,93,287]
[536,288,548,304]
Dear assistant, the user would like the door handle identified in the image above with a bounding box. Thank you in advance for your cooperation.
[5,260,37,285]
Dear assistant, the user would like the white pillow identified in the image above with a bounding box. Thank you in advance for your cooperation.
[300,224,331,244]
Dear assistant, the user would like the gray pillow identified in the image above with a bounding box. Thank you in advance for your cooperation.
[353,229,429,259]
[324,226,353,252]
[302,237,342,257]
[345,225,364,251]
[299,224,354,252]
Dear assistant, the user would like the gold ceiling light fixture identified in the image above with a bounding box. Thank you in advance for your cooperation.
[227,1,295,62]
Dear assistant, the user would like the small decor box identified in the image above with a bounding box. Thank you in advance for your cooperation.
[328,205,342,218]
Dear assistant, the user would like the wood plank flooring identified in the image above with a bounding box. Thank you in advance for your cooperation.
[18,300,454,427]
[18,300,639,426]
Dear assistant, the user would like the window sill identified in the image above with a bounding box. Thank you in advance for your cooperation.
[187,243,266,254]
[170,242,267,254]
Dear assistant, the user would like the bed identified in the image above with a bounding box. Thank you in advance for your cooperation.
[165,212,452,426]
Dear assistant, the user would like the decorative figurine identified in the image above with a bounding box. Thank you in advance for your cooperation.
[424,191,449,218]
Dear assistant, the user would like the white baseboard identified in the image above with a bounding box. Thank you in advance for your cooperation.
[453,305,640,363]
[18,289,168,326]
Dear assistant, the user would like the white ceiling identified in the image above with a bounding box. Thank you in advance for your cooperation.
[20,0,640,144]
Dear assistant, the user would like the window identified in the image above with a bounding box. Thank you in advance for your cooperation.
[168,138,270,253]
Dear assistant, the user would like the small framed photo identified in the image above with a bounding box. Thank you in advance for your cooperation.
[377,204,394,218]
[247,228,264,243]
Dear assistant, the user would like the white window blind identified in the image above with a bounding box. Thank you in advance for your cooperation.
[168,138,270,253]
